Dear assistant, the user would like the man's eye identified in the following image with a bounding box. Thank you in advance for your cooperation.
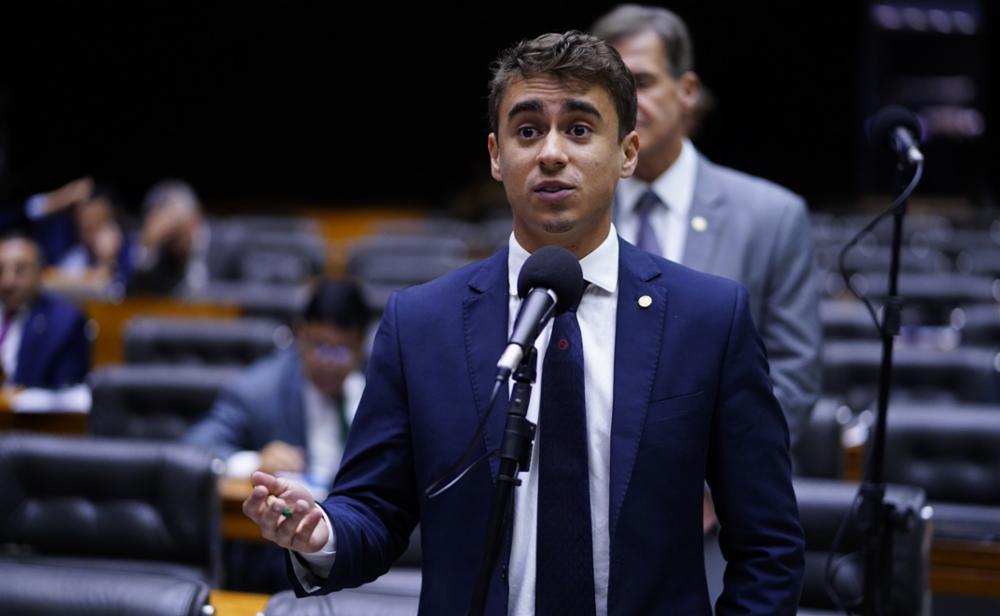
[570,125,591,137]
[518,127,538,139]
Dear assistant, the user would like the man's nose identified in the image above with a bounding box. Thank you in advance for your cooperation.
[537,132,569,170]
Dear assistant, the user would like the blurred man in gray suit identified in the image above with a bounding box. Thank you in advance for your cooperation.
[592,4,821,442]
[592,5,822,605]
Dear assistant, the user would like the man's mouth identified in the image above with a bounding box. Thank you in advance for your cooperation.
[534,182,575,202]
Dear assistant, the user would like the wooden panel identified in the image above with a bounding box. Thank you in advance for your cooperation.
[0,391,87,435]
[932,538,1000,596]
[209,590,270,616]
[298,206,426,276]
[221,478,267,542]
[84,297,240,366]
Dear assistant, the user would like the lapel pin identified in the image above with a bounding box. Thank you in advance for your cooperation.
[638,295,653,308]
[691,216,708,232]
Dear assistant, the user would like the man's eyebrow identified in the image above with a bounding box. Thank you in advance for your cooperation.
[564,98,602,120]
[506,97,603,122]
[508,100,544,121]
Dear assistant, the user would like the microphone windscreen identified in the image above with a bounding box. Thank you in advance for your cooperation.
[867,105,922,147]
[517,245,585,314]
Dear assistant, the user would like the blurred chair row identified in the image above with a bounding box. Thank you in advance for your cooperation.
[0,433,217,616]
[0,431,940,615]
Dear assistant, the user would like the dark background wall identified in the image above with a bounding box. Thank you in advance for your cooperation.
[1,2,994,214]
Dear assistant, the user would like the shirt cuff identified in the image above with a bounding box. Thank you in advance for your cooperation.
[289,505,337,592]
[25,195,49,219]
[225,450,262,479]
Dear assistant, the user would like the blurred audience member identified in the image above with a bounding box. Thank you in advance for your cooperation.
[130,179,211,295]
[44,185,134,298]
[56,185,133,281]
[183,278,370,592]
[0,230,90,389]
[1,176,94,265]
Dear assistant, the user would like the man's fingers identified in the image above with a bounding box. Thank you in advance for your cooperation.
[291,507,326,553]
[252,471,293,500]
[273,498,310,546]
[242,484,270,520]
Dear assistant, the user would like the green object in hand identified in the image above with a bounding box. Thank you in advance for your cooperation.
[282,506,293,518]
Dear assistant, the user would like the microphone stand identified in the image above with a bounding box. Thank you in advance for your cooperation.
[857,161,918,616]
[468,348,538,616]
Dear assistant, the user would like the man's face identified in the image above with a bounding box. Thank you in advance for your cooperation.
[488,74,638,257]
[298,322,364,397]
[76,198,114,247]
[0,239,42,313]
[611,30,698,180]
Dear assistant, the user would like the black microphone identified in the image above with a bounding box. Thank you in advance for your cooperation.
[496,246,585,380]
[868,105,924,166]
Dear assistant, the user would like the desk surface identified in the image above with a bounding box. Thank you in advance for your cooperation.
[209,590,270,616]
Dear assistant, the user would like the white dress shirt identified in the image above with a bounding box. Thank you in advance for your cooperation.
[0,307,29,380]
[294,227,621,616]
[507,225,618,616]
[617,138,698,263]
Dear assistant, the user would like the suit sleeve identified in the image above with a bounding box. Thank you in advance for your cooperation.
[758,197,822,441]
[290,291,419,596]
[52,311,91,386]
[182,379,254,462]
[709,285,805,615]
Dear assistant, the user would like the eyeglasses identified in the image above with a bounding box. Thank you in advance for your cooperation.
[310,342,355,364]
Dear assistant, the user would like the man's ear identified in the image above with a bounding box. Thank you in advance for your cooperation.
[621,130,640,179]
[487,133,503,182]
[678,71,701,115]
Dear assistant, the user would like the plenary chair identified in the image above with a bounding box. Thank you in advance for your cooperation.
[0,561,210,616]
[822,340,1000,411]
[881,404,1000,544]
[124,316,292,366]
[0,432,222,586]
[89,364,241,440]
[794,477,932,616]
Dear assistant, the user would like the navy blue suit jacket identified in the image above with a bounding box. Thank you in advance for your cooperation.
[12,293,90,388]
[300,239,804,614]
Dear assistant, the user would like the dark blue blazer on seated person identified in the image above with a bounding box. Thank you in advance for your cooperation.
[13,292,90,388]
[293,239,804,615]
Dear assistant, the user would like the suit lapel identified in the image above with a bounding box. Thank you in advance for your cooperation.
[462,249,510,480]
[13,301,47,384]
[610,240,668,540]
[681,155,727,272]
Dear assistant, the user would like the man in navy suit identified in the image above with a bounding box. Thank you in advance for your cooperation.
[0,231,89,388]
[243,31,803,615]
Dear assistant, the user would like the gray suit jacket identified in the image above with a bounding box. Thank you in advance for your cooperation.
[618,154,822,438]
[182,347,364,476]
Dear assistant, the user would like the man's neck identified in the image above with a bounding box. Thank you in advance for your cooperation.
[634,139,682,183]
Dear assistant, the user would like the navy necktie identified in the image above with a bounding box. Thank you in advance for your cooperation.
[536,302,596,616]
[634,189,664,257]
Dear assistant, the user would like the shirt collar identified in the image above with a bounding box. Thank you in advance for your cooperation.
[619,137,698,219]
[507,224,619,299]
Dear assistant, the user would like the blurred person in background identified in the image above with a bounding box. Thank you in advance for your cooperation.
[183,278,371,592]
[0,230,90,389]
[130,178,253,295]
[1,176,94,265]
[592,4,822,608]
[129,178,210,295]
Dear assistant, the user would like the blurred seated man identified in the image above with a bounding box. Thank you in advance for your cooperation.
[129,179,212,295]
[182,278,370,592]
[0,230,90,389]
